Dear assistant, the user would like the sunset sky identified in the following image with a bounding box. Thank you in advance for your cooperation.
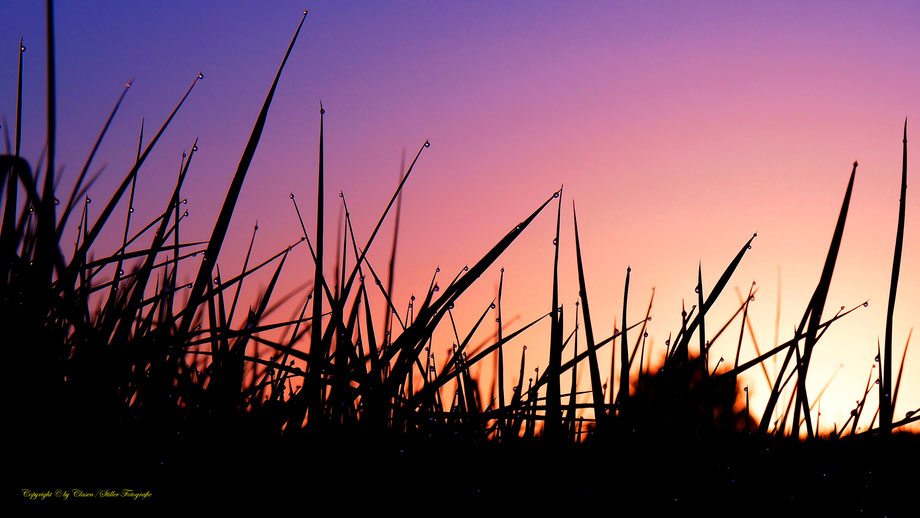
[3,1,918,434]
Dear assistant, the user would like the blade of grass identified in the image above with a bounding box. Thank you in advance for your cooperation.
[572,202,605,428]
[794,162,857,439]
[881,120,907,435]
[178,11,307,337]
[545,187,563,440]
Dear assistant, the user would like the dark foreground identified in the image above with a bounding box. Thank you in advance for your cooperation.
[14,424,920,515]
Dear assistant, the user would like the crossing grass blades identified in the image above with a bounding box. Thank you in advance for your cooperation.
[7,4,919,512]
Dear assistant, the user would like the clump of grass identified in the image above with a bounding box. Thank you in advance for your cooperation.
[7,4,917,510]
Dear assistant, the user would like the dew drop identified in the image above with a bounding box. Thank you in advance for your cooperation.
[627,266,631,273]
[463,266,469,272]
[863,302,869,307]
[129,207,134,213]
[512,386,518,392]
[665,339,670,346]
[86,196,92,204]
[495,318,500,322]
[552,238,558,246]
[907,411,915,418]
[875,354,880,363]
[119,269,124,275]
[449,303,454,309]
[875,379,880,385]
[523,346,527,351]
[53,198,59,205]
[553,192,559,198]
[360,275,365,282]
[744,386,748,392]
[433,285,439,292]
[490,303,496,309]
[424,140,430,148]
[557,307,563,313]
[339,191,344,198]
[184,210,189,217]
[436,267,440,273]
[197,72,204,79]
[289,193,295,199]
[411,295,416,301]
[21,44,26,52]
[193,145,198,152]
[303,9,308,14]
[841,305,846,310]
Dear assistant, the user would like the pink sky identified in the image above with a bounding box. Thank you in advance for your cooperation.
[3,0,918,434]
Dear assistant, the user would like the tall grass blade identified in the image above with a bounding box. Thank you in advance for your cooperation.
[545,188,563,440]
[794,162,857,439]
[881,120,907,435]
[179,12,307,337]
[572,203,605,428]
[618,266,630,410]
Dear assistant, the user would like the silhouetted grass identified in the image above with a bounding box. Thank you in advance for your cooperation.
[6,5,918,512]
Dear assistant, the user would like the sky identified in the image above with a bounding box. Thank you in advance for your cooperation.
[2,0,918,435]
